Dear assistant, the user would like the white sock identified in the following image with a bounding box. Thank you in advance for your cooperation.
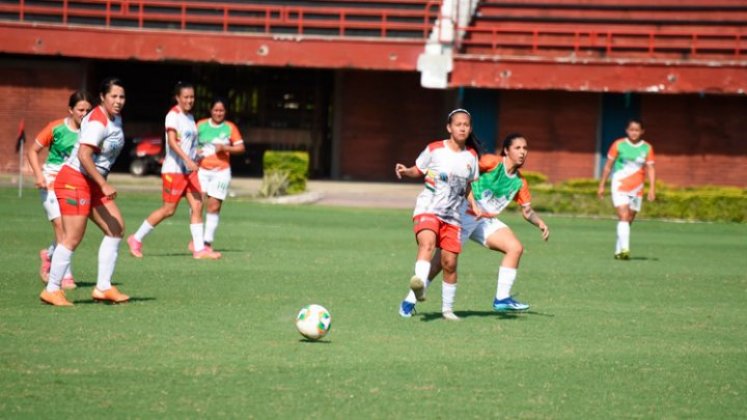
[47,241,56,256]
[190,223,205,252]
[134,220,154,242]
[414,260,431,288]
[96,236,120,291]
[47,245,73,292]
[204,212,219,244]
[496,266,518,300]
[63,265,73,279]
[404,290,417,304]
[442,282,457,313]
[617,221,630,252]
[615,236,621,254]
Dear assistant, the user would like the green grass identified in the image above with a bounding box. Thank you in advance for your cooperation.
[1,188,746,418]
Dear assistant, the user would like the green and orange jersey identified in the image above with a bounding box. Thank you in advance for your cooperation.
[469,153,531,217]
[607,138,655,195]
[196,119,243,170]
[34,118,79,183]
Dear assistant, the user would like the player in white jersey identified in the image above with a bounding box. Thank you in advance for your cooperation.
[40,77,131,306]
[128,82,221,260]
[395,109,480,321]
[27,91,93,288]
[425,134,550,314]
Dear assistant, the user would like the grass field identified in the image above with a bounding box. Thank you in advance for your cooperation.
[1,187,746,418]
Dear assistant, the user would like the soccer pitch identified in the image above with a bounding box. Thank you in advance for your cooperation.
[1,188,745,418]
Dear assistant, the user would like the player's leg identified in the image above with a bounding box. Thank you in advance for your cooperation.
[39,187,62,282]
[187,174,221,259]
[399,218,437,317]
[482,223,529,311]
[89,200,129,303]
[614,203,632,260]
[203,168,230,250]
[439,223,462,320]
[128,174,185,257]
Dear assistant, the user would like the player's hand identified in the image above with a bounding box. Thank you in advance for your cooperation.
[214,144,226,153]
[539,223,550,241]
[186,159,199,172]
[647,190,656,202]
[102,182,117,200]
[597,185,605,199]
[34,176,46,189]
[394,163,407,179]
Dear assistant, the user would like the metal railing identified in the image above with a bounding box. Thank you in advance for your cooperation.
[0,0,441,39]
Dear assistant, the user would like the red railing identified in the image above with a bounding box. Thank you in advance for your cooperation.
[1,0,441,39]
[457,24,745,60]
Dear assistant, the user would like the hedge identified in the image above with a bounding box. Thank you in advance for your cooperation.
[528,178,747,223]
[262,151,309,196]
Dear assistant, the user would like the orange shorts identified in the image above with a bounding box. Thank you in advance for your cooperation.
[162,172,202,203]
[54,165,112,216]
[412,213,462,254]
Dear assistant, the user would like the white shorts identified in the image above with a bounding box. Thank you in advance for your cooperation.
[40,188,61,221]
[198,167,232,201]
[460,211,508,247]
[611,191,642,212]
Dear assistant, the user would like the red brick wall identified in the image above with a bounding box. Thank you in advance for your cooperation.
[642,94,747,187]
[0,59,86,173]
[499,90,600,182]
[338,70,451,181]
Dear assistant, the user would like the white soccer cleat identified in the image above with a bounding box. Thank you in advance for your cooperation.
[442,310,460,321]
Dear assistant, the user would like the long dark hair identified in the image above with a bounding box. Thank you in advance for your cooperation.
[68,90,94,108]
[99,77,124,97]
[447,108,486,157]
[500,133,525,156]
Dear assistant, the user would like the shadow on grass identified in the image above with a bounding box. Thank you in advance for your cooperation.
[629,256,659,261]
[419,309,554,322]
[73,297,157,305]
[298,338,332,344]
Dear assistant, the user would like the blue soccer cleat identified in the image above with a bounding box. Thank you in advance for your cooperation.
[399,301,416,318]
[493,296,529,312]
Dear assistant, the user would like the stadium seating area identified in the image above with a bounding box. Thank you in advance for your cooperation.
[0,0,440,39]
[460,0,747,61]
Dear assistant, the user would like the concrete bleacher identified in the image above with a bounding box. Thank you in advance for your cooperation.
[461,0,747,61]
[0,0,441,39]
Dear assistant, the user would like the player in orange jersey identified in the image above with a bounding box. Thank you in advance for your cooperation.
[40,78,130,306]
[189,98,245,253]
[395,109,481,321]
[128,82,221,260]
[597,119,656,260]
[27,91,93,288]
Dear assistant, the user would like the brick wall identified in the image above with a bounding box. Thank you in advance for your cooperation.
[642,94,747,187]
[0,58,86,173]
[338,70,452,181]
[499,90,600,182]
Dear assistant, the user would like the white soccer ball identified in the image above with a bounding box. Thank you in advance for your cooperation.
[296,304,332,341]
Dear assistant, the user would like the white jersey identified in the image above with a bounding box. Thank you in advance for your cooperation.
[161,105,198,174]
[412,140,479,226]
[65,106,125,178]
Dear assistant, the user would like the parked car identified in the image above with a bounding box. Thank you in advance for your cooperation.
[129,136,163,176]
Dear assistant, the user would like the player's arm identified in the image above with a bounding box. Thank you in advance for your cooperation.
[216,140,245,155]
[166,128,198,172]
[26,140,47,188]
[597,158,614,199]
[646,162,656,201]
[394,163,421,179]
[78,144,116,199]
[521,204,550,241]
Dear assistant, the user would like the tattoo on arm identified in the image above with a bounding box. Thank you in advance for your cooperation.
[524,206,542,226]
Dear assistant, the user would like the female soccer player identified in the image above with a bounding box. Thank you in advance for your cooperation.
[40,77,130,306]
[597,119,656,260]
[395,108,480,321]
[189,98,245,252]
[430,134,550,314]
[27,91,93,288]
[128,82,221,260]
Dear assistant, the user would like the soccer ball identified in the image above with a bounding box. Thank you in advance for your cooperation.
[296,304,332,341]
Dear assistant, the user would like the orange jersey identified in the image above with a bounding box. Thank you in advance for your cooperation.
[196,119,243,170]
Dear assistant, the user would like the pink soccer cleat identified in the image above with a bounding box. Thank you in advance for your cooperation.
[127,234,143,258]
[188,240,213,253]
[193,249,222,260]
[61,275,77,290]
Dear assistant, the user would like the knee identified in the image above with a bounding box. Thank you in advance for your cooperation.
[506,241,524,258]
[162,207,176,218]
[441,257,458,274]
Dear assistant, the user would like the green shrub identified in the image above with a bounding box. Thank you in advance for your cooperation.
[525,173,747,222]
[259,170,290,198]
[521,170,548,185]
[262,151,309,195]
